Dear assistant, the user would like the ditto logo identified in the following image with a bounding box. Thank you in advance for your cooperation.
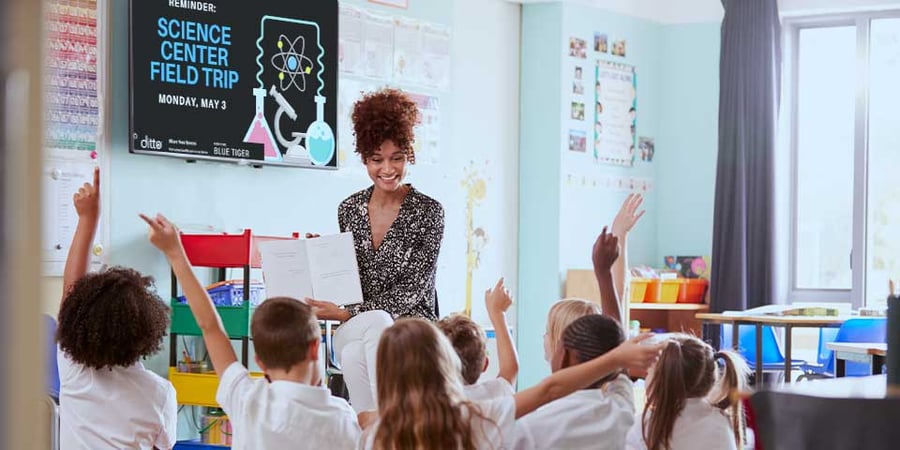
[137,134,162,150]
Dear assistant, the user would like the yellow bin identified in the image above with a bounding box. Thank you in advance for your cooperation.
[659,279,685,303]
[630,278,651,303]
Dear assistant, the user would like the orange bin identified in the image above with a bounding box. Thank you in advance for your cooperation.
[643,279,661,302]
[678,279,709,303]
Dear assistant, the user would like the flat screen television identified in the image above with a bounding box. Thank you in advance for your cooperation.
[129,0,338,168]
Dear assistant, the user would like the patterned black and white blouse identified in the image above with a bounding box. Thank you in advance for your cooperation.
[338,185,444,321]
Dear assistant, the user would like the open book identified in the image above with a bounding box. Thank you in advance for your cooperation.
[258,232,364,306]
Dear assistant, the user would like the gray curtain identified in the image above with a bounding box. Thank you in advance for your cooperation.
[708,0,781,345]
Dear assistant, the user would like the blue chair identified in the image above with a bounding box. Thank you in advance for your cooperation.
[721,324,806,375]
[44,314,60,450]
[804,317,887,379]
[797,327,840,379]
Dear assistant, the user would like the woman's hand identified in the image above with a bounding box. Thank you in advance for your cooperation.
[306,298,351,322]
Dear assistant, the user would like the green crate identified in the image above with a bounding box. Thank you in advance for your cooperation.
[170,300,252,338]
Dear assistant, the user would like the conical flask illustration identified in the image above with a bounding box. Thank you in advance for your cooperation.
[243,88,281,161]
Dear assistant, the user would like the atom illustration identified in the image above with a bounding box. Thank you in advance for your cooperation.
[270,34,313,92]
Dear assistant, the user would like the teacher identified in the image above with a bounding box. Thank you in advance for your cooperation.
[308,88,445,412]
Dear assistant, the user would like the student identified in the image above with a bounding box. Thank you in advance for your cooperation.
[361,318,663,450]
[626,334,749,450]
[56,168,177,450]
[141,213,360,450]
[512,228,634,449]
[436,277,518,400]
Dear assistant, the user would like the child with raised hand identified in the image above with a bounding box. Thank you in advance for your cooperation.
[436,277,519,400]
[140,213,360,450]
[362,318,662,450]
[512,227,637,450]
[56,168,177,450]
[611,193,646,317]
[626,334,750,450]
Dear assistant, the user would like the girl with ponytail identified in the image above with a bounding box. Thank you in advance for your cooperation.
[626,334,750,450]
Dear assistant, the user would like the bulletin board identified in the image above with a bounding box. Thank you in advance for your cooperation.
[42,0,110,275]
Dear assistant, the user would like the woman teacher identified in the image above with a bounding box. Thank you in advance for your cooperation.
[308,88,444,412]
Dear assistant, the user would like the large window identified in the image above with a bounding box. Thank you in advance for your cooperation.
[786,13,900,308]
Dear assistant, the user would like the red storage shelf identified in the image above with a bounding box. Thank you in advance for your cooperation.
[180,230,300,268]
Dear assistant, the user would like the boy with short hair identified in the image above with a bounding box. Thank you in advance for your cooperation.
[436,278,518,400]
[141,213,360,449]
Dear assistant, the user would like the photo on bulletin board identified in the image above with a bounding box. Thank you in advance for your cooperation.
[574,65,583,80]
[611,39,627,57]
[568,37,587,58]
[573,81,584,96]
[571,101,585,121]
[568,129,586,153]
[594,33,608,53]
[129,0,338,168]
[639,137,654,162]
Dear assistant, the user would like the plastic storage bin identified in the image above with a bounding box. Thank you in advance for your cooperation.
[644,279,662,302]
[678,279,708,303]
[177,280,266,307]
[658,279,684,303]
[630,278,651,303]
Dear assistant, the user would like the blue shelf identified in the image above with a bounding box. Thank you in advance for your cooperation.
[174,440,229,449]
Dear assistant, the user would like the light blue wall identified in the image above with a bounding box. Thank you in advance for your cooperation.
[517,2,564,390]
[517,4,721,387]
[656,23,721,262]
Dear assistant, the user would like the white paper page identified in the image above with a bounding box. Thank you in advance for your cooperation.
[305,232,363,306]
[258,240,313,302]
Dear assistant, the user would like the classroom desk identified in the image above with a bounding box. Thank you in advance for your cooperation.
[695,313,847,386]
[826,342,886,378]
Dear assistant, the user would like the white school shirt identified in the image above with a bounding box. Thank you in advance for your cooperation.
[216,361,361,450]
[57,346,177,450]
[359,394,517,450]
[464,377,515,401]
[626,398,737,450]
[512,374,635,450]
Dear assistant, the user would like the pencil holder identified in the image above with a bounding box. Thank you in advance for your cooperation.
[177,360,209,374]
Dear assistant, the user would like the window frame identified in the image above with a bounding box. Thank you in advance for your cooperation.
[783,10,900,308]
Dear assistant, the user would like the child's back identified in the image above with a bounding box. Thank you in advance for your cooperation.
[513,314,634,450]
[515,373,634,450]
[58,168,176,449]
[143,213,361,449]
[216,360,359,449]
[58,346,176,449]
[626,398,737,450]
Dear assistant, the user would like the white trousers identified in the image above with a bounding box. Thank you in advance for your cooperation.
[333,310,394,412]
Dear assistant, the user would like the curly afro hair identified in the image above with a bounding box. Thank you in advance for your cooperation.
[57,267,170,370]
[351,88,420,163]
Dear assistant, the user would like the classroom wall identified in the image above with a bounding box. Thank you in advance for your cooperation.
[655,22,721,262]
[517,1,722,388]
[42,2,520,438]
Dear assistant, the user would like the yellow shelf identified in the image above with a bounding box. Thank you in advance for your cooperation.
[169,367,264,407]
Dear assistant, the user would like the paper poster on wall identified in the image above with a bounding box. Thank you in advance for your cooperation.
[568,37,587,58]
[594,33,608,53]
[46,0,100,154]
[568,129,586,153]
[407,92,441,165]
[338,4,364,75]
[594,60,636,167]
[421,23,451,89]
[639,137,655,162]
[393,17,422,85]
[129,0,339,168]
[42,161,104,275]
[336,78,369,172]
[364,12,394,80]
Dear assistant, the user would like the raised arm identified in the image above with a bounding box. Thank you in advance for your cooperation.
[485,278,518,385]
[592,226,623,325]
[61,167,100,308]
[610,193,645,311]
[513,334,662,418]
[140,213,238,374]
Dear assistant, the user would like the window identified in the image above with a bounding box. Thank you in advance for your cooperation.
[786,13,900,308]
